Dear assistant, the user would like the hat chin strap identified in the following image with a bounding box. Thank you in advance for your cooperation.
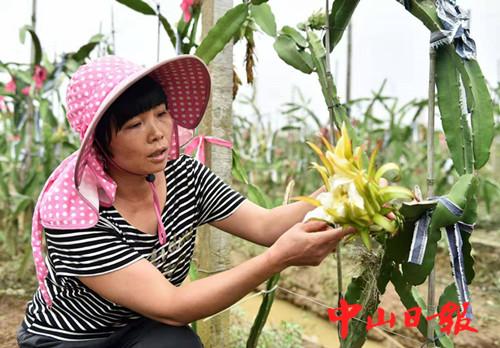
[96,144,167,245]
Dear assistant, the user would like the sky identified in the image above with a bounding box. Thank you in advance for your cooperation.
[1,0,499,129]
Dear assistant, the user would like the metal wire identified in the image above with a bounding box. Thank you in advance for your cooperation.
[203,282,426,346]
[275,286,424,346]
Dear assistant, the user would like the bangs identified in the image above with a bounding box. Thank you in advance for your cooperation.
[107,75,167,131]
[94,75,168,158]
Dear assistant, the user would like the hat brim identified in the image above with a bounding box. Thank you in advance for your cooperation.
[74,55,211,188]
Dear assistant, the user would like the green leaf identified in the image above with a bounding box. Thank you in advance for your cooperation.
[408,1,494,169]
[432,174,475,228]
[18,241,34,278]
[248,183,272,209]
[13,195,33,216]
[373,214,397,233]
[438,283,459,316]
[460,177,478,284]
[341,270,381,348]
[251,0,268,4]
[438,333,455,348]
[377,253,394,294]
[19,25,42,66]
[374,162,400,182]
[251,3,276,37]
[410,287,428,315]
[378,186,413,203]
[20,167,39,196]
[0,168,9,200]
[273,34,313,74]
[73,42,101,62]
[359,229,371,250]
[460,59,495,169]
[435,47,467,175]
[159,14,177,48]
[39,99,58,128]
[390,269,428,337]
[177,13,190,39]
[401,225,441,286]
[482,178,500,214]
[116,0,156,15]
[116,0,176,51]
[88,33,105,43]
[231,149,249,184]
[326,0,361,51]
[281,26,308,48]
[385,219,416,264]
[195,4,249,64]
[247,273,280,348]
[402,175,476,286]
[406,0,442,32]
[399,200,437,222]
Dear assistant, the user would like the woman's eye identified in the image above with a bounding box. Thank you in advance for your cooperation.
[158,112,167,117]
[129,123,140,128]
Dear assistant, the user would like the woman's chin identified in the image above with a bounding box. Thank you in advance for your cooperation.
[145,157,168,172]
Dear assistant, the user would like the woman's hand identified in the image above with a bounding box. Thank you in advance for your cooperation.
[266,220,355,270]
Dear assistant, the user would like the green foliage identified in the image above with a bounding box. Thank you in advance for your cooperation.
[408,0,495,172]
[116,0,155,15]
[273,34,313,74]
[0,27,109,272]
[326,0,361,51]
[19,26,42,66]
[116,0,177,49]
[401,175,476,285]
[342,276,370,348]
[195,4,249,64]
[435,47,467,175]
[246,274,280,348]
[460,59,495,169]
[251,3,276,37]
[230,307,304,348]
[251,0,268,5]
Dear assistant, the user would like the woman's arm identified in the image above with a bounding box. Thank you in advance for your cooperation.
[79,220,351,326]
[211,185,326,247]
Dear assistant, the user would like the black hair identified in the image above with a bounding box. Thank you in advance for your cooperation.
[94,75,167,158]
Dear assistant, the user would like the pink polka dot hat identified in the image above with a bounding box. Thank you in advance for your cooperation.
[32,55,211,307]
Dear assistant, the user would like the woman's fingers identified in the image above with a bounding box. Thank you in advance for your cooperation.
[302,220,329,232]
[314,225,356,244]
[386,211,396,220]
[337,225,357,238]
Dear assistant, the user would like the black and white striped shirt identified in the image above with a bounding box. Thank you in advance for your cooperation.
[23,154,246,341]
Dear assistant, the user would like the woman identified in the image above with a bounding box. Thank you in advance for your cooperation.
[17,55,353,347]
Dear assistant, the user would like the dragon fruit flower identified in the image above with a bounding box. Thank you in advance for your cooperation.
[294,122,413,250]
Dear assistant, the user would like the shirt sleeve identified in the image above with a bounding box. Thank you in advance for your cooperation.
[188,156,246,227]
[45,221,145,277]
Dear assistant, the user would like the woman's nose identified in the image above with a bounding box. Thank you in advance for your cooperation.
[147,119,164,142]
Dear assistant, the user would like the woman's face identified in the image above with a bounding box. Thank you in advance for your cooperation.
[108,103,173,174]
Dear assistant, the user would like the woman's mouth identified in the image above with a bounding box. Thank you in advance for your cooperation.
[148,148,168,162]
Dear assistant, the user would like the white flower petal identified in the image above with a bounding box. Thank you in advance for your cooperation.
[330,174,352,190]
[348,182,365,209]
[334,203,346,218]
[303,207,334,224]
[317,192,334,209]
